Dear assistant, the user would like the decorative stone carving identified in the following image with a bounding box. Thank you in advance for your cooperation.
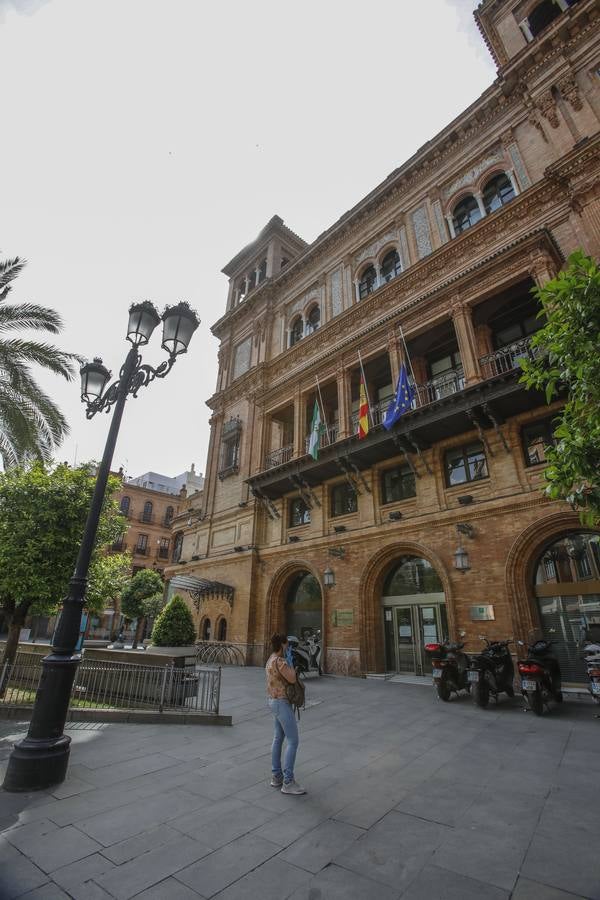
[399,225,410,269]
[432,199,448,245]
[411,207,433,259]
[558,74,583,111]
[508,143,532,189]
[442,145,504,201]
[330,268,343,317]
[537,91,560,129]
[354,229,397,267]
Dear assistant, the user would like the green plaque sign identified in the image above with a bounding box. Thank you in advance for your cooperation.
[332,609,354,626]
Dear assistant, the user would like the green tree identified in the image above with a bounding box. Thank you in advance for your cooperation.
[86,551,132,639]
[0,463,125,674]
[0,255,80,467]
[520,251,600,525]
[121,569,164,649]
[151,594,196,647]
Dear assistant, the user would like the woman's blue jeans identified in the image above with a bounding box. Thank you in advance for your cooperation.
[268,697,299,783]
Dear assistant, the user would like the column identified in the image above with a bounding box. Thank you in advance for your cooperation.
[451,302,481,386]
[507,168,520,197]
[336,365,351,439]
[293,387,305,458]
[445,215,456,239]
[374,263,382,289]
[354,279,361,303]
[474,193,487,220]
[386,332,402,387]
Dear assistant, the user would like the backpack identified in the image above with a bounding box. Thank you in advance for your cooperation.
[274,659,306,719]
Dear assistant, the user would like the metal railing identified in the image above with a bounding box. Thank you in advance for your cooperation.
[413,371,465,408]
[264,444,293,470]
[479,336,540,379]
[0,651,221,715]
[304,423,339,454]
[195,641,246,666]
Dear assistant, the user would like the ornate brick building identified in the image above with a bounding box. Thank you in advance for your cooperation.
[166,0,600,682]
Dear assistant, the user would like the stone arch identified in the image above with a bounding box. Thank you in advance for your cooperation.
[265,560,325,660]
[358,541,453,673]
[505,509,593,638]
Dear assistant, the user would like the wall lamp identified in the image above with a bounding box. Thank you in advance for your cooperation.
[454,523,474,572]
[323,567,336,588]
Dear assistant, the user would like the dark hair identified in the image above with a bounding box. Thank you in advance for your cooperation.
[271,633,288,652]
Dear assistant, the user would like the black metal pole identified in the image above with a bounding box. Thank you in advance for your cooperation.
[3,346,139,792]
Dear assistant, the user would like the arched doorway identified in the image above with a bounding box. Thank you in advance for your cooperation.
[382,555,446,675]
[285,571,322,639]
[533,531,600,683]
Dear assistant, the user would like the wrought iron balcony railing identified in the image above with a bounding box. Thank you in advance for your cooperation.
[304,423,339,455]
[264,444,293,470]
[478,336,540,380]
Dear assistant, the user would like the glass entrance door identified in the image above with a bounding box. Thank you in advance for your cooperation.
[383,603,447,675]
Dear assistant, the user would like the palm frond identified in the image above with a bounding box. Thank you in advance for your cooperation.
[0,303,63,334]
[0,339,79,381]
[0,257,26,290]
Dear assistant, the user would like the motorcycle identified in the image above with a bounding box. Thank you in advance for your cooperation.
[425,638,470,701]
[581,627,600,707]
[468,636,515,708]
[517,638,563,716]
[288,628,322,675]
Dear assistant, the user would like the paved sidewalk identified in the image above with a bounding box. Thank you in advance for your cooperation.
[1,668,600,899]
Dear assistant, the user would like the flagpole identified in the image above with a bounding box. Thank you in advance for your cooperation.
[315,375,330,444]
[398,324,417,386]
[357,349,373,426]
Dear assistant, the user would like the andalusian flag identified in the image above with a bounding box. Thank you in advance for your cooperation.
[358,373,369,439]
[308,399,322,460]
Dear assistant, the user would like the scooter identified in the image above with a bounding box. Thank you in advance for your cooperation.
[517,639,563,716]
[288,629,323,675]
[425,638,470,701]
[468,636,515,708]
[581,630,600,707]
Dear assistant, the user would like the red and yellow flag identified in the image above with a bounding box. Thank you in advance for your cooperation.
[358,373,369,439]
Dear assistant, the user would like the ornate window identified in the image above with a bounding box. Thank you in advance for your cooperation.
[522,417,557,467]
[141,500,153,523]
[452,195,481,235]
[218,416,242,480]
[135,533,148,555]
[527,0,562,37]
[380,249,402,284]
[306,305,320,335]
[482,173,515,215]
[289,316,303,347]
[358,265,377,300]
[289,497,311,527]
[120,496,130,516]
[158,537,170,559]
[445,442,488,487]
[381,464,416,504]
[331,482,358,517]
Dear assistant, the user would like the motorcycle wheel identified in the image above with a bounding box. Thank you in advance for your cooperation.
[436,679,451,702]
[529,688,544,716]
[473,681,489,708]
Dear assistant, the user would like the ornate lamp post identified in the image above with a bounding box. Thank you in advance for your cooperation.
[3,301,199,792]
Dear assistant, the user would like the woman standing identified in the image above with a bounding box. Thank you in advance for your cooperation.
[265,633,306,795]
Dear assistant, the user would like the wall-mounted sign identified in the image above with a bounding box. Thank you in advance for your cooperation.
[332,609,354,626]
[470,605,495,621]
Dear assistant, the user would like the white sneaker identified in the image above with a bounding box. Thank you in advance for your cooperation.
[281,779,306,795]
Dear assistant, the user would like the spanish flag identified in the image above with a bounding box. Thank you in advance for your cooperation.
[358,373,369,439]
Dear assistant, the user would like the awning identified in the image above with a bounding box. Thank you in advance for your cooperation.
[169,575,234,608]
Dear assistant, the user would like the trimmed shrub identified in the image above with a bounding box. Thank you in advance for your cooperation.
[150,594,195,646]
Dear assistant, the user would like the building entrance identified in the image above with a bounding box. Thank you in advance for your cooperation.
[381,555,446,675]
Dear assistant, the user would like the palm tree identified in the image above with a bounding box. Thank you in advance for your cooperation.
[0,255,79,467]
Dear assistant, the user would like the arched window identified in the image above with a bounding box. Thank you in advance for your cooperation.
[164,505,174,525]
[452,196,482,235]
[306,306,320,335]
[482,173,515,215]
[528,0,562,37]
[172,532,183,562]
[120,496,130,516]
[202,617,211,640]
[358,265,377,300]
[380,249,402,284]
[258,259,267,283]
[142,500,153,523]
[289,316,303,347]
[217,618,227,641]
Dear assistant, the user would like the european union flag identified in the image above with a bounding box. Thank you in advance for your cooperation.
[383,364,415,431]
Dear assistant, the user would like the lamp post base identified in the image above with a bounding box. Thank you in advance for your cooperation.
[3,734,72,792]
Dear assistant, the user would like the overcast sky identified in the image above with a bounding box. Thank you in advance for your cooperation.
[1,0,495,481]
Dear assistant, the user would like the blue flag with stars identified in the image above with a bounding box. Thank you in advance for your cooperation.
[383,365,415,430]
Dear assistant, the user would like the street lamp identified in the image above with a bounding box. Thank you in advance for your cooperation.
[3,300,199,792]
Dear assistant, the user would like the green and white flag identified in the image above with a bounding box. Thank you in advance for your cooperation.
[308,399,322,460]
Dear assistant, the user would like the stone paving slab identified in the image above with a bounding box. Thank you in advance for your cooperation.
[1,666,600,899]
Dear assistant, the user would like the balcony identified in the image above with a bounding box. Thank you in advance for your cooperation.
[304,423,339,455]
[248,336,549,500]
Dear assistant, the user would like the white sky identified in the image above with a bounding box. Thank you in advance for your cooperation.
[1,0,495,480]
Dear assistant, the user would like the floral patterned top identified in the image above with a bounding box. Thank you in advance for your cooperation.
[265,653,296,699]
